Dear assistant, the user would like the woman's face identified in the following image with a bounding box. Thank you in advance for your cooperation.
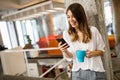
[67,10,78,28]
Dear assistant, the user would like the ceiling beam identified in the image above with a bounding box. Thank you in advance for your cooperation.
[0,0,19,10]
[52,0,64,3]
[18,0,47,9]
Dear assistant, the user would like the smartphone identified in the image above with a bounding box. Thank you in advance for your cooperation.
[56,38,69,47]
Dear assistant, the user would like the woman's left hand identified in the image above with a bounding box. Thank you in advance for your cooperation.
[86,50,103,58]
[86,50,93,58]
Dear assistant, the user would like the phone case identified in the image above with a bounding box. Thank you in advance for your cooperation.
[56,38,70,47]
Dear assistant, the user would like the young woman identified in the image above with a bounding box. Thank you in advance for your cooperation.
[58,3,106,80]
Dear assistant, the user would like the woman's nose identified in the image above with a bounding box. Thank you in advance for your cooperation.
[69,17,74,21]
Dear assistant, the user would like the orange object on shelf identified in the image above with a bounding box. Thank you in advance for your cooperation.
[108,35,115,49]
[37,35,63,55]
[47,39,62,55]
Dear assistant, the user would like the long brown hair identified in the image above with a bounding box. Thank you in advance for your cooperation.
[66,3,92,43]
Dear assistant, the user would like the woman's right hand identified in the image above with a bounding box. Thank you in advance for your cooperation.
[58,42,69,53]
[58,42,73,58]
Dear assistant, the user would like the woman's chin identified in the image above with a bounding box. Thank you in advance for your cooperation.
[71,25,76,28]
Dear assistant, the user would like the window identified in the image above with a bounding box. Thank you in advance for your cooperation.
[0,21,12,48]
[0,12,68,49]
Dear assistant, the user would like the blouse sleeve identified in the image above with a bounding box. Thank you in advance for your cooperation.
[62,31,73,62]
[93,27,105,52]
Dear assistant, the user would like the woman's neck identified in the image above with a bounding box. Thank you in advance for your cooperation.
[77,31,83,42]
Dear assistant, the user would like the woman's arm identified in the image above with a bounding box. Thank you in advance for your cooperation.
[62,50,73,58]
[86,50,104,58]
[86,27,105,58]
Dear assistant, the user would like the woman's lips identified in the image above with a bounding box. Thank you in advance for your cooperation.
[70,21,76,27]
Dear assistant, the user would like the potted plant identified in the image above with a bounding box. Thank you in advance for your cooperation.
[23,35,33,49]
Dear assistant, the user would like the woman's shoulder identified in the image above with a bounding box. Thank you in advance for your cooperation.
[90,26,99,33]
[63,30,69,35]
[63,30,71,39]
[90,26,98,31]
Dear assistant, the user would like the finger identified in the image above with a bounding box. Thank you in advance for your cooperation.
[86,50,90,54]
[64,45,69,49]
[61,48,67,52]
[58,42,62,47]
[86,55,91,58]
[59,43,68,49]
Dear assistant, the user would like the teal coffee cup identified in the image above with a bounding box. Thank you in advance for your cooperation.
[76,50,86,62]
